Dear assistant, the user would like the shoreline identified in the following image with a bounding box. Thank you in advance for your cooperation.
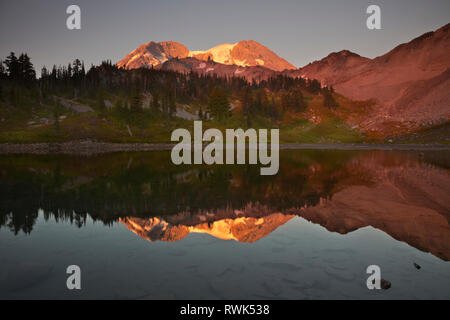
[0,141,449,154]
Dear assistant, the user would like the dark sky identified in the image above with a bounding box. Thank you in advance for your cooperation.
[1,0,449,74]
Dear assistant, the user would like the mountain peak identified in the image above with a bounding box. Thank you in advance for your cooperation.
[230,40,296,71]
[326,50,362,58]
[117,40,296,71]
[117,41,189,69]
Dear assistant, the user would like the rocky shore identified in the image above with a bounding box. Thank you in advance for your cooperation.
[0,141,448,154]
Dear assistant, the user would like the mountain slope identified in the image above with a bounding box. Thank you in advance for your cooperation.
[190,40,296,71]
[297,23,450,132]
[158,57,278,82]
[117,40,296,71]
[292,50,371,87]
[117,41,189,69]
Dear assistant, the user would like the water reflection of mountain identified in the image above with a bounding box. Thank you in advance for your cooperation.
[120,209,295,243]
[0,150,449,260]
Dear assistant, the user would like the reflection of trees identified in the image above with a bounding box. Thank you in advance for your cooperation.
[1,150,442,235]
[1,211,38,235]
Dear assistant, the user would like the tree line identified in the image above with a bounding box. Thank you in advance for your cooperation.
[0,52,36,83]
[0,52,338,121]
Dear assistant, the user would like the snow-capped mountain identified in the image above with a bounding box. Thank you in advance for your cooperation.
[116,24,449,133]
[120,213,295,243]
[117,41,189,70]
[117,40,296,71]
[189,40,296,71]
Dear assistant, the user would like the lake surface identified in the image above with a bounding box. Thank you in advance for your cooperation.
[0,149,449,299]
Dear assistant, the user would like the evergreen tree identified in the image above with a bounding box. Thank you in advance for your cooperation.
[130,89,142,113]
[151,91,160,113]
[281,90,290,111]
[73,59,82,76]
[323,90,338,109]
[208,87,230,120]
[281,89,307,112]
[4,52,20,80]
[270,97,279,119]
[0,60,5,79]
[18,53,36,82]
[308,79,321,94]
[41,66,48,78]
[255,88,269,115]
[67,63,72,79]
[290,89,306,112]
[239,86,252,126]
[167,93,176,117]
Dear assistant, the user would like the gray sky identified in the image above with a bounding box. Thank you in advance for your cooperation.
[0,0,449,74]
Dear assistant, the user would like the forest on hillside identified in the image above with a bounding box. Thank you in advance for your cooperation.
[0,52,338,120]
[0,52,359,144]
